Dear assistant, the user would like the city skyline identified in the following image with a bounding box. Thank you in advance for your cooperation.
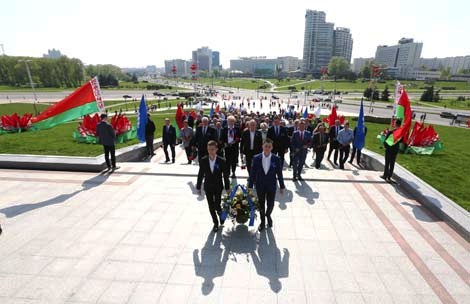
[1,0,469,68]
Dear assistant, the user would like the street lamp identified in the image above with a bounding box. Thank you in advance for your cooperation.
[19,59,39,115]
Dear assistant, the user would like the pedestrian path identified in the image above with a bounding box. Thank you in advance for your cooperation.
[0,147,468,304]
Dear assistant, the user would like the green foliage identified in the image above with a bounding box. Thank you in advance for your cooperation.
[85,64,130,87]
[327,56,351,79]
[420,86,440,102]
[381,87,390,101]
[0,55,84,88]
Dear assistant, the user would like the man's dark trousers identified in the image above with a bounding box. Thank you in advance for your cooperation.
[103,145,116,168]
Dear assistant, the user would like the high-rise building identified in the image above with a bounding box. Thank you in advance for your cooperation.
[302,10,353,75]
[375,38,423,79]
[302,10,334,74]
[192,46,213,72]
[212,51,220,69]
[333,27,353,63]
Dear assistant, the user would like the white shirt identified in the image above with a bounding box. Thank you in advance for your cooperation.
[262,153,272,175]
[209,157,216,173]
[250,131,255,150]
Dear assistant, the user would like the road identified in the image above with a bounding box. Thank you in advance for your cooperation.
[1,82,469,127]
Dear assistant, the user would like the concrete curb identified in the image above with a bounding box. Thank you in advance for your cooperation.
[361,148,470,241]
[0,139,163,172]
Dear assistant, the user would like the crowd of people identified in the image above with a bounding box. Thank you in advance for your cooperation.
[157,105,368,180]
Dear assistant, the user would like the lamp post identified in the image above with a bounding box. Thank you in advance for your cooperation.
[19,59,39,115]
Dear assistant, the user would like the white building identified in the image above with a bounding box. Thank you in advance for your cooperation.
[417,56,470,74]
[277,56,302,72]
[164,59,188,77]
[375,38,423,79]
[333,27,353,63]
[352,57,374,73]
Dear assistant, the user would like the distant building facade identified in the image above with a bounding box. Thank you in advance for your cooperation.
[212,51,220,69]
[302,10,353,75]
[230,56,301,76]
[333,27,353,63]
[417,56,470,74]
[352,57,374,73]
[375,38,423,79]
[164,59,188,77]
[192,46,213,72]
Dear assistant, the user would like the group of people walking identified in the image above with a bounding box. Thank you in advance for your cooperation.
[155,107,376,233]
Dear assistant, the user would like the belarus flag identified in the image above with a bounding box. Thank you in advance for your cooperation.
[31,77,105,129]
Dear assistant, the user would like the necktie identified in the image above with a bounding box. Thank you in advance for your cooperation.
[276,127,279,136]
[203,127,206,136]
[301,132,304,142]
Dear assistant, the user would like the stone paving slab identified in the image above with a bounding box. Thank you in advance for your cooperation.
[0,147,468,304]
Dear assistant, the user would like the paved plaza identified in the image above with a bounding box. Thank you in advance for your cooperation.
[0,147,469,304]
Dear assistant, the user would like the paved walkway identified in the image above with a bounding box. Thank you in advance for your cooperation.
[0,147,468,304]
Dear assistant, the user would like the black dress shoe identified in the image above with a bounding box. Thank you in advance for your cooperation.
[267,217,273,228]
[112,166,120,171]
[231,174,236,178]
[380,175,387,180]
[298,175,303,181]
[172,159,175,163]
[334,162,339,166]
[292,176,298,181]
[258,224,265,232]
[165,159,170,163]
[212,225,219,232]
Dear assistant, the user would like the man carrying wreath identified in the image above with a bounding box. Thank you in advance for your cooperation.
[197,140,231,232]
[248,138,285,232]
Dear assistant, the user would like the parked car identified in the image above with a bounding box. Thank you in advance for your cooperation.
[272,95,280,99]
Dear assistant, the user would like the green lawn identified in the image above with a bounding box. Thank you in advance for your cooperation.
[170,77,270,90]
[0,85,64,92]
[355,120,470,211]
[0,109,182,157]
[275,80,470,93]
[0,103,49,115]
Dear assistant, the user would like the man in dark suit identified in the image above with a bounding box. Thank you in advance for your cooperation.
[221,115,241,177]
[248,138,285,231]
[192,117,216,161]
[327,119,342,165]
[290,120,312,181]
[197,141,231,232]
[267,116,289,167]
[96,113,118,171]
[381,119,402,182]
[214,121,224,157]
[287,119,299,168]
[162,118,177,163]
[312,123,329,169]
[145,113,156,157]
[240,119,263,178]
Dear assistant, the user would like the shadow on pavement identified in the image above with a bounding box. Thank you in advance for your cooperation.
[0,172,110,218]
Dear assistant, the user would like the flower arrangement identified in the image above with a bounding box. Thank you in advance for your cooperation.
[0,113,32,134]
[73,112,136,144]
[221,184,259,225]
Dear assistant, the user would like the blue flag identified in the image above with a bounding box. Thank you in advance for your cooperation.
[209,102,214,117]
[354,99,365,150]
[303,107,308,119]
[137,94,148,143]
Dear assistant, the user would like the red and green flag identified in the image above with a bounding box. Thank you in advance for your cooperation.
[174,104,184,137]
[386,90,412,146]
[31,77,105,130]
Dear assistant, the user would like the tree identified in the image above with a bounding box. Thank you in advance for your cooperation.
[131,73,138,83]
[381,87,390,101]
[363,88,372,100]
[358,59,375,79]
[420,86,440,102]
[328,57,350,81]
[439,66,451,80]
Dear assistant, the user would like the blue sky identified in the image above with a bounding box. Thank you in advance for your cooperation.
[1,0,469,67]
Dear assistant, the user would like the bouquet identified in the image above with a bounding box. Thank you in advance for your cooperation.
[221,184,259,226]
